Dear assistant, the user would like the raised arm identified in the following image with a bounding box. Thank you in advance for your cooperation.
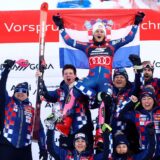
[52,15,89,53]
[46,121,67,159]
[0,60,15,131]
[129,54,142,97]
[35,70,60,103]
[112,12,145,50]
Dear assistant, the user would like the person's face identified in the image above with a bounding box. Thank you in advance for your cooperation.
[63,69,76,85]
[143,68,153,81]
[113,75,127,89]
[74,139,87,153]
[141,96,154,111]
[116,144,128,154]
[93,29,105,42]
[14,91,28,101]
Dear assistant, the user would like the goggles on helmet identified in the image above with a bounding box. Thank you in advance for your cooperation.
[142,61,154,70]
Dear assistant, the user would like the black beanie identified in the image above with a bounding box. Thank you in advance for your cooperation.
[113,68,128,81]
[140,86,156,102]
[114,132,129,148]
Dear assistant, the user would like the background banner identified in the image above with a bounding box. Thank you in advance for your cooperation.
[0,2,160,159]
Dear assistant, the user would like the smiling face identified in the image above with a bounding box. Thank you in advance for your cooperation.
[143,68,153,82]
[141,96,154,111]
[14,92,28,101]
[63,68,77,86]
[116,144,128,154]
[113,75,127,89]
[93,29,106,42]
[74,139,87,153]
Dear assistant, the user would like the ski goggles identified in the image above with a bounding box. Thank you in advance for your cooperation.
[14,88,28,94]
[114,68,126,74]
[142,61,154,69]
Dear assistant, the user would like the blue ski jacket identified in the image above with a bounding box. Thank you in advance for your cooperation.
[0,66,46,149]
[60,25,138,97]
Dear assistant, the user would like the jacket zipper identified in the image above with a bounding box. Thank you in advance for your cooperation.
[16,104,24,148]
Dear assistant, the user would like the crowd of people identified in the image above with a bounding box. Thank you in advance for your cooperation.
[0,11,159,160]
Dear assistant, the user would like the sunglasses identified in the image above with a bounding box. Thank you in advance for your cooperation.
[14,88,28,94]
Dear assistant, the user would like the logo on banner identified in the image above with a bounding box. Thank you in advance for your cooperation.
[0,63,54,71]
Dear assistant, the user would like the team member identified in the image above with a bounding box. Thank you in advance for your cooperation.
[38,64,93,150]
[0,60,47,160]
[52,12,145,135]
[119,86,160,159]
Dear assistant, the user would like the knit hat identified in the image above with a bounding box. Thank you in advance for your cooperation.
[140,86,156,102]
[113,68,128,81]
[14,82,29,96]
[92,22,106,36]
[73,133,88,145]
[114,132,129,148]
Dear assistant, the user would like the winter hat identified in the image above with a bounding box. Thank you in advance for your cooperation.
[14,82,29,96]
[140,86,156,102]
[114,132,129,148]
[92,22,106,36]
[113,68,128,81]
[73,133,88,145]
[142,61,154,72]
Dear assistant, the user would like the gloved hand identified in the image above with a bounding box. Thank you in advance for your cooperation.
[129,54,143,72]
[3,59,15,68]
[52,15,64,30]
[44,113,56,130]
[134,12,145,25]
[97,92,111,102]
[39,148,48,160]
[129,54,141,66]
[146,122,155,136]
[98,92,112,106]
[102,123,112,133]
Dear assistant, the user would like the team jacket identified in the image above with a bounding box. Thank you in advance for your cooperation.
[47,129,93,160]
[111,72,141,136]
[119,101,160,158]
[0,66,46,149]
[101,129,156,160]
[42,79,93,134]
[60,26,138,95]
[144,77,160,106]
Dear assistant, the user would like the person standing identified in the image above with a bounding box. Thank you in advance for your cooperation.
[0,60,47,160]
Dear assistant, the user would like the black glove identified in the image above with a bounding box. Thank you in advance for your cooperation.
[39,149,48,160]
[129,54,143,73]
[100,92,112,105]
[129,54,141,66]
[146,122,155,136]
[134,12,145,25]
[3,59,15,69]
[52,15,64,30]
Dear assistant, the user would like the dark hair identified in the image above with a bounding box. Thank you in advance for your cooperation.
[62,64,77,75]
